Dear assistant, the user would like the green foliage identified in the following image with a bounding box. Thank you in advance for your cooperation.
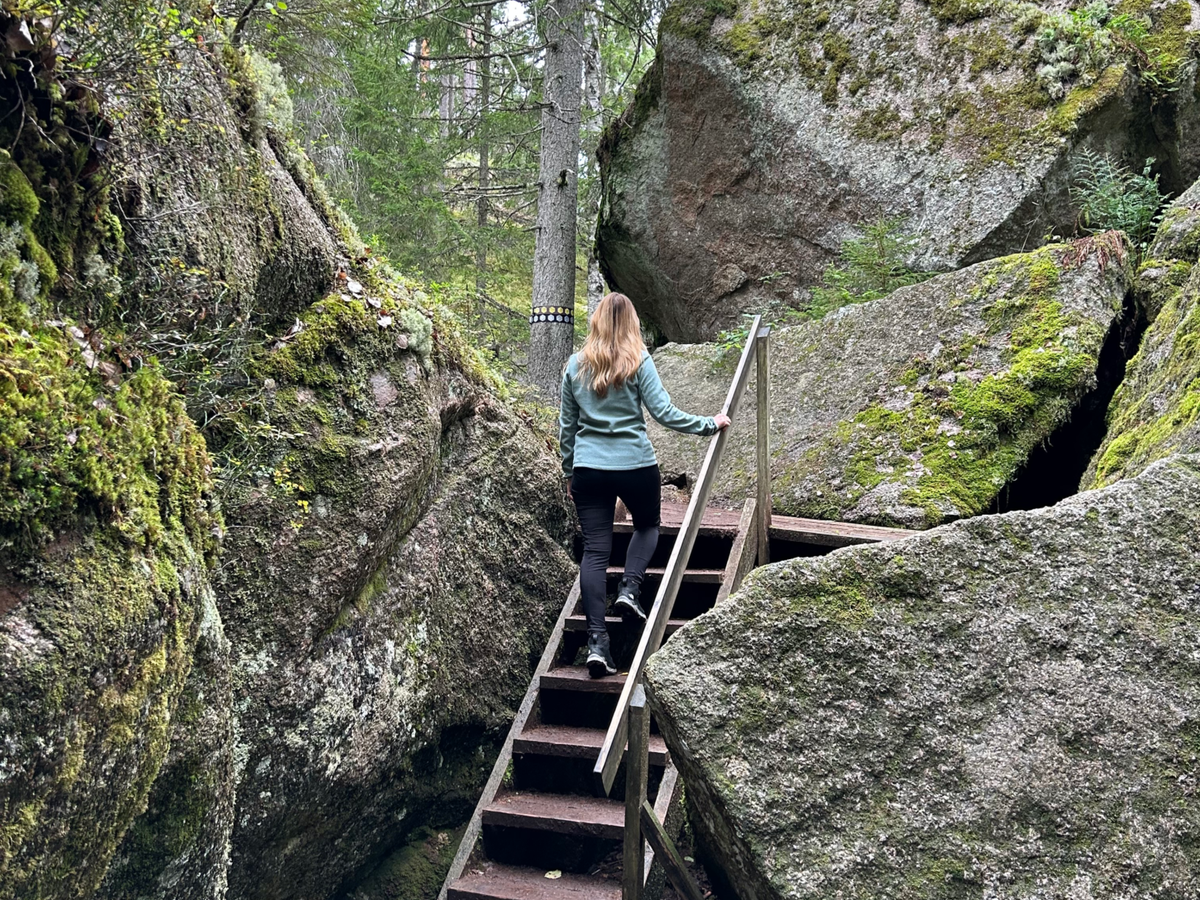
[1071,149,1166,246]
[0,322,217,554]
[809,218,936,318]
[1029,0,1190,99]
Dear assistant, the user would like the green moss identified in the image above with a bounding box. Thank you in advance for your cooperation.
[659,0,739,41]
[1042,65,1128,137]
[820,34,854,105]
[924,0,992,25]
[0,151,39,228]
[1090,279,1200,486]
[850,104,905,142]
[352,826,465,900]
[781,240,1125,526]
[0,323,218,555]
[725,15,776,62]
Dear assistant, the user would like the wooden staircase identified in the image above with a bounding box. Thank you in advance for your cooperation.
[441,318,914,900]
[443,509,749,900]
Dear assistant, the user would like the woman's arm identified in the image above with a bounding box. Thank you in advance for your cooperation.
[638,355,718,435]
[560,367,580,476]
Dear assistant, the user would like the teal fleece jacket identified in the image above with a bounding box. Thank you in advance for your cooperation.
[559,350,717,476]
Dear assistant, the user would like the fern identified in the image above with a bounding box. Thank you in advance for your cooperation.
[1070,149,1166,246]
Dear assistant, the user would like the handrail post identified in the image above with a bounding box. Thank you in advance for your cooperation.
[623,685,649,900]
[755,326,771,566]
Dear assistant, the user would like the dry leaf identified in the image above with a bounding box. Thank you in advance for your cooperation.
[367,296,382,308]
[347,278,364,295]
[378,315,393,328]
[65,430,78,446]
[544,870,562,880]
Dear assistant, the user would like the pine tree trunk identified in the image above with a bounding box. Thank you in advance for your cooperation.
[529,0,584,399]
[583,0,605,320]
[476,4,494,306]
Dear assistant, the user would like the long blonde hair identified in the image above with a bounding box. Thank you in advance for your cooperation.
[578,292,643,398]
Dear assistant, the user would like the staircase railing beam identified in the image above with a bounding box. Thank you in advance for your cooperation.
[755,325,772,566]
[593,316,762,795]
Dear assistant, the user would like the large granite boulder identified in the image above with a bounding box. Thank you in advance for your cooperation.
[2,15,576,900]
[649,235,1133,529]
[1085,184,1200,488]
[646,453,1200,899]
[0,323,221,900]
[597,0,1200,340]
[213,290,575,900]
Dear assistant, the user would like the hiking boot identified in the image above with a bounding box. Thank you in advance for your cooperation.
[613,577,647,623]
[586,631,618,678]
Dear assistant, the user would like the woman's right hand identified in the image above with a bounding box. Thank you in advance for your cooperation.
[714,413,732,431]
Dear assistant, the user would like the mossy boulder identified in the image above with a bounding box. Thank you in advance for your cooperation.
[647,235,1132,529]
[210,286,575,900]
[646,453,1200,899]
[1085,186,1200,488]
[0,321,220,899]
[597,0,1200,340]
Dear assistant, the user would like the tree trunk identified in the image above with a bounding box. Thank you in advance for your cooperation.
[476,4,494,306]
[529,0,584,399]
[582,0,606,320]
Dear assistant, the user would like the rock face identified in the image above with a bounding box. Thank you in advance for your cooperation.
[1085,183,1200,488]
[213,295,575,900]
[1,15,574,900]
[597,0,1200,341]
[646,453,1200,900]
[648,236,1132,529]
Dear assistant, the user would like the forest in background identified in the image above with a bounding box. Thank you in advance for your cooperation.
[232,0,663,377]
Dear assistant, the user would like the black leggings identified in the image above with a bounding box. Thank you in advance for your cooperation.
[572,465,661,635]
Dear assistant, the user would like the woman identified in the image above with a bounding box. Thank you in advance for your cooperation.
[560,292,730,678]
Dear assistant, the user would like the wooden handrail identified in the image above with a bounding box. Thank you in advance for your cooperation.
[593,316,764,795]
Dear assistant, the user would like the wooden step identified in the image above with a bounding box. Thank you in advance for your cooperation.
[541,666,627,694]
[482,790,624,839]
[564,615,690,634]
[604,566,723,583]
[448,862,620,900]
[514,723,669,766]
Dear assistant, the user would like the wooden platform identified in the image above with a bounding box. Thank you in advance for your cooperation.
[616,500,915,547]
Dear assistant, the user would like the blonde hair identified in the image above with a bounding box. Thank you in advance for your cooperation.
[578,292,643,398]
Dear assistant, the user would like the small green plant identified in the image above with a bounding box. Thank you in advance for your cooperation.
[1070,149,1166,247]
[808,217,935,318]
[1029,0,1186,99]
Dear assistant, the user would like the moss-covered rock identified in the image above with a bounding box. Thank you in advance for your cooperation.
[597,0,1200,340]
[203,275,574,899]
[0,325,219,899]
[646,453,1200,899]
[1084,179,1200,488]
[648,235,1132,528]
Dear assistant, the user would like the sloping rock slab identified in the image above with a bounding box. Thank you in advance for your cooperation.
[1085,185,1200,489]
[646,453,1200,900]
[649,236,1132,529]
[597,0,1200,341]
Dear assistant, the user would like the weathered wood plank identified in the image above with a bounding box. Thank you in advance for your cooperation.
[639,802,706,900]
[755,326,772,566]
[769,514,915,546]
[448,863,620,900]
[716,498,756,606]
[482,791,624,839]
[514,723,668,766]
[623,686,649,900]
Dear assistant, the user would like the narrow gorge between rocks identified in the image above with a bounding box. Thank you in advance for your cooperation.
[3,0,1200,898]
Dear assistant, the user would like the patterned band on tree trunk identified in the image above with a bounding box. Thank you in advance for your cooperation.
[530,306,574,324]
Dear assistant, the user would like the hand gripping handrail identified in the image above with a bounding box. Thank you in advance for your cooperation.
[593,316,766,795]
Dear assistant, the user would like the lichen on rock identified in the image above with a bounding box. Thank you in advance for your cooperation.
[649,234,1132,528]
[646,453,1200,899]
[598,0,1200,340]
[1084,176,1200,488]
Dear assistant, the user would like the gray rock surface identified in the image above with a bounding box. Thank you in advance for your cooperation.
[1085,187,1200,489]
[597,0,1200,340]
[649,236,1132,529]
[1,23,575,900]
[214,296,575,899]
[646,453,1200,900]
